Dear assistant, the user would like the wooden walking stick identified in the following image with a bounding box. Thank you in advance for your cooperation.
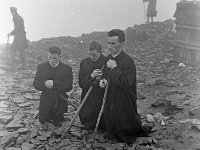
[59,94,78,110]
[142,0,147,22]
[61,86,93,139]
[5,36,10,59]
[91,78,110,143]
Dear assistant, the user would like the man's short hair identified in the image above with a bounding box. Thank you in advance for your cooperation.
[108,29,125,43]
[10,7,17,13]
[89,40,102,52]
[49,46,61,55]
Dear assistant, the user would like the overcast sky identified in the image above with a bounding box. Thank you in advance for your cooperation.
[0,0,180,44]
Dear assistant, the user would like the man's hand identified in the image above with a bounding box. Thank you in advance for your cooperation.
[7,33,11,37]
[99,79,107,88]
[45,80,53,89]
[91,69,102,78]
[107,59,117,69]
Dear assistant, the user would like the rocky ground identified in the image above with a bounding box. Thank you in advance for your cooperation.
[0,20,200,150]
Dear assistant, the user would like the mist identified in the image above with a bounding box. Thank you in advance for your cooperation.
[0,0,180,44]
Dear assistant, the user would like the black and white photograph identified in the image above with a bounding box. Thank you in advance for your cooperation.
[0,0,200,149]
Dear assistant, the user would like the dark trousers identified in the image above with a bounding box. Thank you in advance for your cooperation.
[39,107,64,124]
[10,48,26,67]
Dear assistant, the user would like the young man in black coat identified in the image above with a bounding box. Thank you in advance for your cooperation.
[100,29,150,143]
[79,40,106,130]
[33,46,73,127]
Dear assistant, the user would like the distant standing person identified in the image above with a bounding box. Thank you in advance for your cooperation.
[7,7,28,68]
[33,46,73,129]
[143,0,157,23]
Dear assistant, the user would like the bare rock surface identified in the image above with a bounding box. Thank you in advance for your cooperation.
[0,20,200,150]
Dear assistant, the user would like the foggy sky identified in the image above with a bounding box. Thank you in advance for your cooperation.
[0,0,180,44]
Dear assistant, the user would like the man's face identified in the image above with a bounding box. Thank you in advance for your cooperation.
[108,36,122,56]
[88,50,101,61]
[10,11,16,16]
[48,52,61,67]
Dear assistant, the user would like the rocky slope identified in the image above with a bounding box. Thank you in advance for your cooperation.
[0,20,200,150]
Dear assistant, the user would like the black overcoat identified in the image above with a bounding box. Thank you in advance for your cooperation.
[11,13,28,51]
[33,62,73,115]
[78,55,106,130]
[103,51,144,143]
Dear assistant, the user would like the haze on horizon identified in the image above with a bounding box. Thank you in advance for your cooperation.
[0,0,180,44]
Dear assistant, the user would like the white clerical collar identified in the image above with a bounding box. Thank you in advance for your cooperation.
[50,61,60,68]
[111,50,122,58]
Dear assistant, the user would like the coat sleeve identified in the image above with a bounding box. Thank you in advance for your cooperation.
[108,59,136,90]
[33,65,47,91]
[78,60,95,89]
[53,66,73,92]
[10,15,24,35]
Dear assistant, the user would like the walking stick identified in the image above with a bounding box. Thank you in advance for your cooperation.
[91,79,110,143]
[5,36,10,59]
[61,86,93,139]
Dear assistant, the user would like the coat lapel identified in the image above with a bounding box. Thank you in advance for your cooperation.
[44,62,63,80]
[53,62,63,79]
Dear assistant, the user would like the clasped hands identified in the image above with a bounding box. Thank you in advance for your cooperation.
[91,59,117,88]
[91,69,102,79]
[7,33,11,37]
[107,59,117,69]
[45,80,53,89]
[91,70,107,88]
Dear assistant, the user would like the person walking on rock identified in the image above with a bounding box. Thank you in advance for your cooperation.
[143,0,157,23]
[8,7,28,68]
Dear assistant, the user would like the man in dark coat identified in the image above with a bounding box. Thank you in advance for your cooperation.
[8,7,28,68]
[79,40,106,130]
[33,46,73,127]
[143,0,157,23]
[100,29,149,143]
